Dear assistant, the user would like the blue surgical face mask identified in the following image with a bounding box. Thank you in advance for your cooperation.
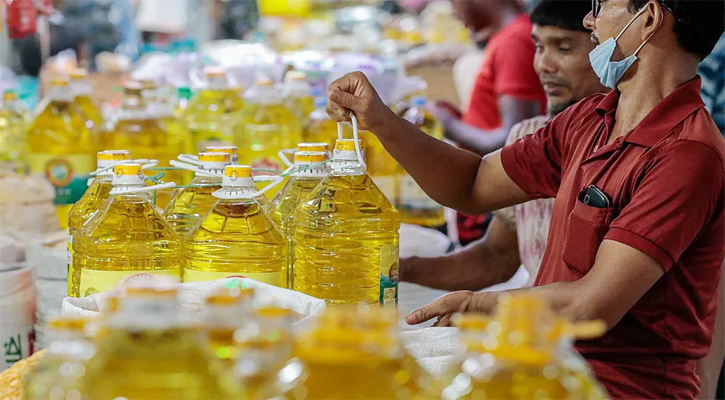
[589,5,661,89]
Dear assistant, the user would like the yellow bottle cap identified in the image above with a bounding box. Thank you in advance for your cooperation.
[114,163,142,176]
[335,139,364,152]
[257,306,295,318]
[297,142,329,153]
[294,151,327,163]
[198,152,231,163]
[224,165,252,178]
[204,66,226,77]
[46,316,90,331]
[2,90,18,101]
[69,68,88,79]
[125,285,178,296]
[205,145,238,157]
[50,78,69,87]
[98,150,131,161]
[205,287,254,306]
[255,77,274,87]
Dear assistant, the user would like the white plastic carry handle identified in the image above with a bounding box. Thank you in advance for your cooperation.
[109,181,176,195]
[90,159,159,176]
[278,148,296,168]
[169,159,221,178]
[253,175,285,197]
[336,112,366,169]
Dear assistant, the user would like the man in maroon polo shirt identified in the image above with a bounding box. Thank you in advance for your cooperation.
[324,0,725,397]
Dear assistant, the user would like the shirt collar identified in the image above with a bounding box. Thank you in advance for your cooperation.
[595,76,705,147]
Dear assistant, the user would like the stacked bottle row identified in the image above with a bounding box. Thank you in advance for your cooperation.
[67,136,400,306]
[23,288,607,399]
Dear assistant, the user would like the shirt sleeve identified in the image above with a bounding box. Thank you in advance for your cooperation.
[605,141,724,271]
[492,36,543,100]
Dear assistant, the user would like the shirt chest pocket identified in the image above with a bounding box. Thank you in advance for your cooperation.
[562,199,613,276]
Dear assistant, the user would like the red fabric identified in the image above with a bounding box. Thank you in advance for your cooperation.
[462,14,547,130]
[500,77,725,399]
[457,14,546,243]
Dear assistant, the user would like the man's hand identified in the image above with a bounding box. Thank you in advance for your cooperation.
[405,291,499,326]
[327,71,398,131]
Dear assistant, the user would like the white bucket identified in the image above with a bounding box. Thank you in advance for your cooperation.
[0,264,36,371]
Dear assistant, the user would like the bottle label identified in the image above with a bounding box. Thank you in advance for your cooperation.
[380,245,399,306]
[28,153,93,205]
[78,268,181,297]
[399,174,441,210]
[67,234,73,296]
[182,269,287,288]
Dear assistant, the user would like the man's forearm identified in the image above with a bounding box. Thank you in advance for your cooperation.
[446,119,509,156]
[400,218,521,291]
[696,268,725,400]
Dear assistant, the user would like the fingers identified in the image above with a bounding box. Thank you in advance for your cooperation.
[405,291,475,325]
[406,302,438,325]
[325,99,351,123]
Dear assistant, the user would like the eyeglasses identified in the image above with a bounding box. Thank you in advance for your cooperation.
[591,0,685,22]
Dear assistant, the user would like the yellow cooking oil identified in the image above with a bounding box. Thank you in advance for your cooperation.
[269,150,328,288]
[234,306,296,399]
[163,152,231,236]
[398,95,445,228]
[81,286,243,399]
[183,66,244,152]
[184,165,287,287]
[202,287,255,367]
[101,81,183,208]
[361,130,400,205]
[286,306,416,399]
[27,78,98,229]
[294,139,401,305]
[235,77,302,183]
[0,89,30,167]
[69,68,103,129]
[303,96,351,149]
[70,163,181,297]
[282,70,315,122]
[441,294,608,400]
[23,317,95,400]
[67,149,131,296]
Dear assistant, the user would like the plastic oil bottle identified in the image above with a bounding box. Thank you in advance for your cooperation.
[71,163,180,297]
[202,286,255,367]
[269,149,329,289]
[69,68,103,129]
[67,149,132,295]
[294,131,401,305]
[285,306,417,399]
[235,77,302,178]
[81,285,243,399]
[360,131,400,205]
[184,165,287,286]
[399,95,445,228]
[303,96,350,150]
[27,78,97,229]
[234,306,296,399]
[0,89,30,167]
[282,70,315,122]
[140,79,194,165]
[183,66,244,152]
[441,294,608,400]
[102,81,183,208]
[23,316,95,400]
[164,152,232,235]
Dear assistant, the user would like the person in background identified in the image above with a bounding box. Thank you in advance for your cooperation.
[325,0,724,396]
[431,0,548,245]
[699,33,725,135]
[400,0,606,290]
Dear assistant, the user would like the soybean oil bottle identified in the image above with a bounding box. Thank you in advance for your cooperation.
[183,66,244,152]
[71,163,180,297]
[441,294,608,400]
[269,149,329,288]
[399,95,445,228]
[164,152,232,235]
[102,81,182,208]
[294,132,401,305]
[69,68,103,129]
[202,287,255,367]
[141,79,194,167]
[67,149,132,296]
[303,96,350,149]
[285,306,417,399]
[0,89,30,167]
[23,316,95,400]
[282,70,315,122]
[27,78,97,229]
[184,165,287,286]
[81,285,244,399]
[235,77,302,177]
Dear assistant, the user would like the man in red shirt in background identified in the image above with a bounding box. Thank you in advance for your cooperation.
[433,0,548,244]
[326,0,725,396]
